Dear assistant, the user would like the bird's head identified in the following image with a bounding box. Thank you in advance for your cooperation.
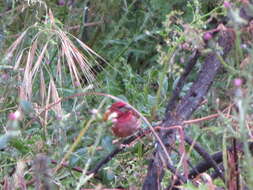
[103,101,141,137]
[103,101,132,121]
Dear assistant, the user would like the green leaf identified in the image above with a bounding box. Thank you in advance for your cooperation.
[9,138,30,154]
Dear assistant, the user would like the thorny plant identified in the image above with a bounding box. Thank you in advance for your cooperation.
[1,0,253,189]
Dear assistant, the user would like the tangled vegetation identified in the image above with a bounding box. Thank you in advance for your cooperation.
[1,0,253,189]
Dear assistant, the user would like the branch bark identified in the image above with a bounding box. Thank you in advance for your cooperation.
[142,28,235,190]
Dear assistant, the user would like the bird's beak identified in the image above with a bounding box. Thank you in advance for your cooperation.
[103,111,118,121]
[103,110,110,121]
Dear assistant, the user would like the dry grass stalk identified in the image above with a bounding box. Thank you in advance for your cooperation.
[5,10,105,123]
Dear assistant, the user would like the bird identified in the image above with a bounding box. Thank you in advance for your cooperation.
[103,101,141,138]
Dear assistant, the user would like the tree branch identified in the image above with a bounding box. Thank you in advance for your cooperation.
[142,28,235,190]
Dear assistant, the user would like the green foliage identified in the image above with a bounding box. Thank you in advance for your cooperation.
[1,0,253,189]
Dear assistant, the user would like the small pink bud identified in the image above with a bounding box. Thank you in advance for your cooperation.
[8,113,16,120]
[8,111,21,120]
[233,78,243,87]
[58,0,65,6]
[224,1,231,8]
[203,32,212,41]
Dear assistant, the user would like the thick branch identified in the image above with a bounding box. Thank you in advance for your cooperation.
[142,29,235,190]
[165,50,200,113]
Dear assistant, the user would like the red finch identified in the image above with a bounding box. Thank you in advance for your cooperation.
[104,102,141,138]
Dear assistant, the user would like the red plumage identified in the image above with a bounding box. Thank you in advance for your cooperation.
[105,102,141,137]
